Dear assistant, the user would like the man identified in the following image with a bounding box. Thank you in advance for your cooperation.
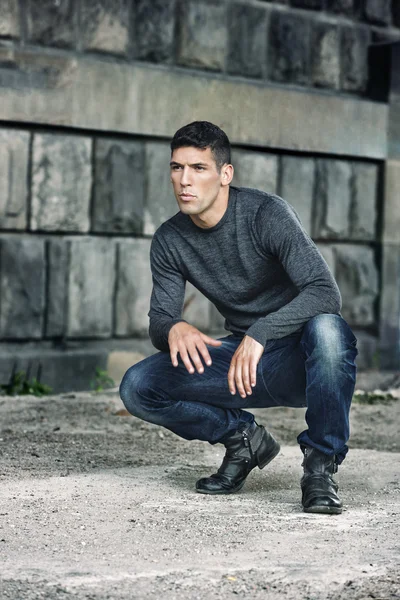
[120,121,358,514]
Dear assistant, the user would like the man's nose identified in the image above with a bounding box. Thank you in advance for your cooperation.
[180,166,191,185]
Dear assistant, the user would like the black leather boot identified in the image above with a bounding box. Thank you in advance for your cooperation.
[196,421,280,495]
[301,446,343,514]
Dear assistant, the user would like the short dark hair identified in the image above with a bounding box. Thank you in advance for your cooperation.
[170,121,231,173]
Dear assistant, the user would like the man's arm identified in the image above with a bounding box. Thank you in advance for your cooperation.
[245,197,342,347]
[147,232,187,352]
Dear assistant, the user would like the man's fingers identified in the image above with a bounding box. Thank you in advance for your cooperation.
[177,343,196,374]
[242,361,252,395]
[186,342,206,374]
[202,334,223,347]
[197,340,214,368]
[234,361,247,399]
[228,360,236,395]
[251,359,257,388]
[170,347,179,367]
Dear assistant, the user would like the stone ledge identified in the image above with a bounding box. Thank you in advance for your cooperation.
[0,49,388,159]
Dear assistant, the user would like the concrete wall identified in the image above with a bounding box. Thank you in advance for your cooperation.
[0,0,398,391]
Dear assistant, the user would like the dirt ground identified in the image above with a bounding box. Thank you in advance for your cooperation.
[0,377,399,600]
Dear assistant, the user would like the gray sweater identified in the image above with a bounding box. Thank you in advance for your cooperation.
[148,185,342,352]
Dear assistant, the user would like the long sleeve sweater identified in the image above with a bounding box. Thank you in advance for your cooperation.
[147,185,342,352]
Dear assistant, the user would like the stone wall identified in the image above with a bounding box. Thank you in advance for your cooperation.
[1,0,399,93]
[0,0,397,391]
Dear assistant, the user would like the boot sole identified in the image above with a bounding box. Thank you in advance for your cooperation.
[196,480,246,495]
[303,505,342,515]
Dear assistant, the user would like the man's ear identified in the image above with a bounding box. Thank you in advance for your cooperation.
[223,164,234,183]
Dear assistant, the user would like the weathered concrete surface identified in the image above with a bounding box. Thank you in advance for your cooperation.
[31,134,92,232]
[177,0,228,72]
[92,138,145,234]
[0,130,29,230]
[0,49,388,159]
[67,238,116,338]
[231,150,278,194]
[0,391,398,600]
[0,238,45,339]
[115,239,152,337]
[80,0,129,56]
[280,156,315,234]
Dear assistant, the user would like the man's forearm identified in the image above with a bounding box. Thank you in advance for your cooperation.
[245,283,342,348]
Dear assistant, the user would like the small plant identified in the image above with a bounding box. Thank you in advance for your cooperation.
[0,370,52,397]
[90,367,115,393]
[352,390,395,405]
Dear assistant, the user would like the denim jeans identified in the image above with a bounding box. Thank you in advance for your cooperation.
[119,314,358,464]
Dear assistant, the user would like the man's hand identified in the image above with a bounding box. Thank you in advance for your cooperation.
[228,335,264,398]
[168,322,223,374]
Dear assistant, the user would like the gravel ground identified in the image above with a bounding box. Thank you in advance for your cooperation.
[0,389,399,600]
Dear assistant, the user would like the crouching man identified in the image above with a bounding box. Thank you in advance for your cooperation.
[120,121,358,514]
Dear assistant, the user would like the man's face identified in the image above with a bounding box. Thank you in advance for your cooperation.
[170,146,229,218]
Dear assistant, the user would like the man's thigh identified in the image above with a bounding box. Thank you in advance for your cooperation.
[125,333,306,410]
[251,332,307,409]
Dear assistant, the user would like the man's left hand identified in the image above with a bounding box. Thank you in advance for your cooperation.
[228,335,264,398]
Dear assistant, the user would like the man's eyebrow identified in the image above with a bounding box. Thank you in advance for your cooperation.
[169,161,209,167]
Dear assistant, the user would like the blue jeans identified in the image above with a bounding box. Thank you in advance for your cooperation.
[119,314,358,464]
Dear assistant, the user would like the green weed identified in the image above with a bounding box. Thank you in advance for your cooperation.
[90,367,115,393]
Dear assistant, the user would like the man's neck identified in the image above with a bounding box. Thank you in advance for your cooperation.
[190,186,230,229]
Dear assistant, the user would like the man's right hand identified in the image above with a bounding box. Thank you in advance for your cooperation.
[168,322,223,375]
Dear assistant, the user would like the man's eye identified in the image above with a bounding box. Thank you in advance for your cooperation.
[196,167,204,171]
[172,166,181,170]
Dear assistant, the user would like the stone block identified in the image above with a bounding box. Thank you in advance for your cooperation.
[383,160,400,244]
[291,0,322,9]
[80,0,129,56]
[311,22,340,89]
[0,50,387,160]
[332,244,378,327]
[182,281,210,331]
[31,134,92,232]
[115,239,152,337]
[350,162,378,241]
[107,350,146,386]
[209,303,226,333]
[144,142,179,235]
[0,130,29,230]
[363,0,391,26]
[134,0,176,63]
[45,239,69,338]
[353,331,379,370]
[325,0,356,15]
[0,238,45,339]
[26,0,76,48]
[316,243,336,275]
[227,4,269,78]
[269,11,311,85]
[313,159,352,239]
[0,0,20,38]
[341,26,370,93]
[280,156,315,234]
[92,138,145,234]
[379,243,400,369]
[177,0,228,72]
[231,150,278,194]
[67,238,116,338]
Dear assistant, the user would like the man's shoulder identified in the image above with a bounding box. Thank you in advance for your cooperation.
[153,211,186,240]
[234,186,296,218]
